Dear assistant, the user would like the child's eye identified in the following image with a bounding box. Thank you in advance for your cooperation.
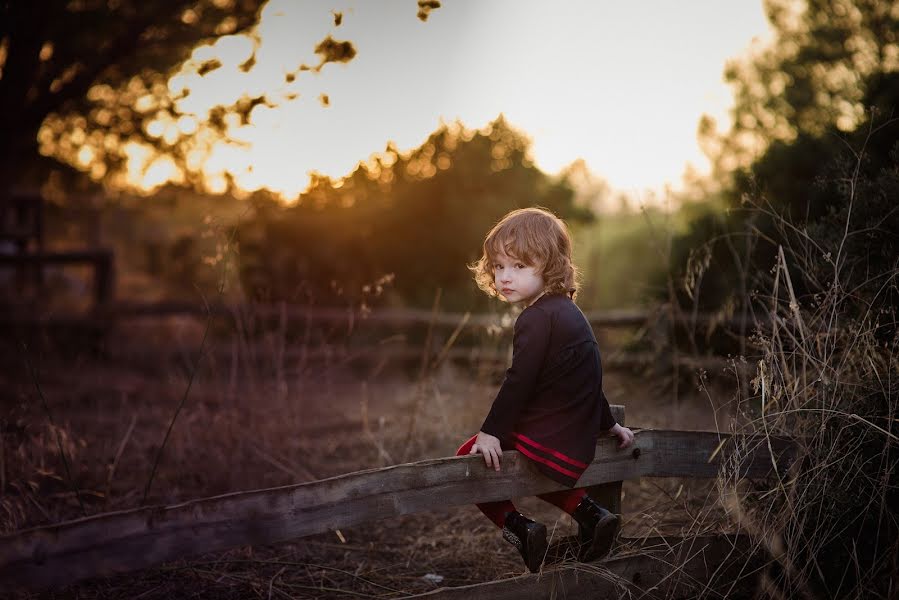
[515,263,526,269]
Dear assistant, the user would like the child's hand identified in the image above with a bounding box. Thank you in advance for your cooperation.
[609,423,635,449]
[469,431,503,471]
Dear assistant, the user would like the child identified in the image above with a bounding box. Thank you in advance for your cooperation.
[457,207,634,573]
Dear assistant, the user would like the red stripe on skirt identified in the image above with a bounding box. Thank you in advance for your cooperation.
[514,443,583,479]
[512,432,589,468]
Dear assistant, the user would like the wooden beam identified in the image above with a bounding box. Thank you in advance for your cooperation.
[401,534,763,599]
[585,406,623,516]
[0,249,115,307]
[109,302,653,328]
[106,301,765,331]
[0,250,113,265]
[0,428,794,591]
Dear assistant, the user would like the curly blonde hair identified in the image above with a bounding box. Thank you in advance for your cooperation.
[469,207,580,299]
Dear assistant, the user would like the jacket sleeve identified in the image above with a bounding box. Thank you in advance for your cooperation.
[480,307,550,440]
[598,388,617,431]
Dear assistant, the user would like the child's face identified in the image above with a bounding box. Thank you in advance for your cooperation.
[492,251,545,306]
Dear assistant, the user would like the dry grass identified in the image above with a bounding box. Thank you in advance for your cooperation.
[669,129,899,599]
[0,201,792,598]
[0,294,736,599]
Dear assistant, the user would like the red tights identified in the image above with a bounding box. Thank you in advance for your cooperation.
[456,434,586,528]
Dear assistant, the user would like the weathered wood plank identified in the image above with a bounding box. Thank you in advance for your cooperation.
[401,534,763,599]
[0,250,115,306]
[0,429,794,591]
[608,404,623,425]
[108,302,765,332]
[585,407,624,515]
[0,250,113,265]
[108,301,651,327]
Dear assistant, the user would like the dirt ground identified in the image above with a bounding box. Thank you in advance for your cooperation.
[1,316,742,598]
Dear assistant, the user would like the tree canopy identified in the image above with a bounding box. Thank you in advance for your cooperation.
[0,1,255,189]
[238,117,592,310]
[698,0,899,181]
[662,0,899,353]
[0,1,440,195]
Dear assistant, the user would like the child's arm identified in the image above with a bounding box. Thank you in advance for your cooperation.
[479,308,550,443]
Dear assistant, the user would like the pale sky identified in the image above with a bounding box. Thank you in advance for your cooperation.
[154,0,772,201]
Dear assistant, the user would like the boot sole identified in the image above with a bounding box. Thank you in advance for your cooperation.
[580,514,619,562]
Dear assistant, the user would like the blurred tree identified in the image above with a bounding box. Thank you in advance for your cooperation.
[689,0,899,247]
[659,0,899,353]
[662,76,898,355]
[0,1,263,192]
[698,0,899,184]
[0,0,437,197]
[652,5,899,595]
[238,117,593,310]
[559,159,615,215]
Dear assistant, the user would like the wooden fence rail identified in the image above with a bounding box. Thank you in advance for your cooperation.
[0,250,115,307]
[110,301,653,328]
[0,424,795,591]
[109,301,763,332]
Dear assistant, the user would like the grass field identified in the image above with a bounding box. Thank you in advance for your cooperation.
[1,312,738,598]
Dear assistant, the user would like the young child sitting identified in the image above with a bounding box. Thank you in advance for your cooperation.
[458,207,634,573]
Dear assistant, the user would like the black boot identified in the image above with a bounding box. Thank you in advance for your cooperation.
[571,495,619,561]
[502,511,548,573]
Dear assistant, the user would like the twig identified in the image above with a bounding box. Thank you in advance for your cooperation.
[431,311,471,370]
[250,440,319,481]
[401,287,441,461]
[105,412,137,504]
[22,342,86,517]
[0,420,5,494]
[142,305,212,505]
[142,216,241,505]
[268,566,285,600]
[361,381,394,465]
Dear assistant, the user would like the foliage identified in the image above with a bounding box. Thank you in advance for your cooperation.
[572,207,688,311]
[715,147,899,598]
[665,79,898,344]
[699,0,899,180]
[661,0,899,351]
[237,117,593,310]
[0,1,254,189]
[661,4,899,595]
[666,2,899,342]
[0,0,373,196]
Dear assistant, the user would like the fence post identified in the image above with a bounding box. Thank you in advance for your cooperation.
[585,405,623,515]
[95,250,115,307]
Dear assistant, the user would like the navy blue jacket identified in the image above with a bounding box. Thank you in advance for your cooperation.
[480,293,617,486]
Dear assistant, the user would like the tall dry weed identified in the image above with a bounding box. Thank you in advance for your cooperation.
[699,124,899,599]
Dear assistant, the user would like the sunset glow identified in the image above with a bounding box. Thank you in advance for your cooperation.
[62,1,774,201]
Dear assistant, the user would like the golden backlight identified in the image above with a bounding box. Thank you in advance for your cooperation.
[39,0,772,202]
